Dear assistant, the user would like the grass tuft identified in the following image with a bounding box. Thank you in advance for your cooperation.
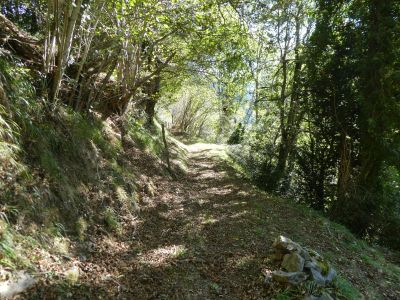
[104,207,122,235]
[334,276,362,299]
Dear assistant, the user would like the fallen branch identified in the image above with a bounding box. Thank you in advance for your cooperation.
[0,13,42,64]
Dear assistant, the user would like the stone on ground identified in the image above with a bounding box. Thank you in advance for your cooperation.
[0,271,36,299]
[271,270,308,284]
[282,252,305,272]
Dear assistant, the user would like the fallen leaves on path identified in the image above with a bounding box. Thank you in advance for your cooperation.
[26,144,400,299]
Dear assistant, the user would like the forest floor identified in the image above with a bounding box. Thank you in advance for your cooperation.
[27,142,400,299]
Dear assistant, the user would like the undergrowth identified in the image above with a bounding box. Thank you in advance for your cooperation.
[224,145,399,299]
[0,56,170,274]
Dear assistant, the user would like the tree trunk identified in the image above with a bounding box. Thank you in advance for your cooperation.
[333,132,353,217]
[254,78,259,123]
[270,6,304,191]
[48,0,83,102]
[270,12,289,190]
[144,67,161,124]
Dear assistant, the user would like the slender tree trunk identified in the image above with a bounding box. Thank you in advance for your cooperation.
[270,12,289,190]
[49,0,83,103]
[254,78,259,123]
[68,2,102,108]
[335,133,352,208]
[144,59,161,124]
[270,6,304,191]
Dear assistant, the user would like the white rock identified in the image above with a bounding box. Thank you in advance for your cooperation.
[0,271,36,299]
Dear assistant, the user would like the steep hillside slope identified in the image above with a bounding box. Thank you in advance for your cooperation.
[0,99,187,298]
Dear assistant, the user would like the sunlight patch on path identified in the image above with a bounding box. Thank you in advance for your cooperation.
[138,245,187,267]
[186,143,227,153]
[204,187,233,195]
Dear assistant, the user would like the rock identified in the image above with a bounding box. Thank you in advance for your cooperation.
[269,236,337,288]
[309,267,327,286]
[304,259,322,273]
[272,270,308,285]
[304,255,336,286]
[309,266,336,286]
[272,236,311,263]
[282,252,305,272]
[300,248,312,261]
[325,267,337,283]
[262,269,273,285]
[308,249,323,262]
[270,251,286,262]
[272,236,303,253]
[0,271,36,299]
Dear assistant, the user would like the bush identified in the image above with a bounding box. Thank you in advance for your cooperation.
[227,123,245,145]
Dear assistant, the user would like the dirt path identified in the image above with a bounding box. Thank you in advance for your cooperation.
[85,143,280,299]
[29,143,400,299]
[122,143,273,299]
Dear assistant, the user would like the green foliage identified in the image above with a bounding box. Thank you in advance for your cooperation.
[334,276,362,300]
[0,0,42,34]
[378,166,400,248]
[1,2,400,295]
[275,291,292,300]
[0,58,31,177]
[159,77,220,141]
[296,0,400,246]
[0,106,20,162]
[0,220,32,270]
[39,151,61,178]
[227,123,245,145]
[226,0,400,249]
[103,207,122,234]
[126,117,164,156]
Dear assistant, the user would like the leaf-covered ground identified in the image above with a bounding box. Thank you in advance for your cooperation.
[27,143,399,299]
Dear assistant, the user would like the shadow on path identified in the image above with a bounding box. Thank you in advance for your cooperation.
[28,143,399,299]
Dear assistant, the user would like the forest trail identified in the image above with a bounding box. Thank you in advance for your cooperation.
[30,143,399,299]
[117,143,276,299]
[2,2,399,298]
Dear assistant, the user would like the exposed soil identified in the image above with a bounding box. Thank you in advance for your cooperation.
[27,143,400,299]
